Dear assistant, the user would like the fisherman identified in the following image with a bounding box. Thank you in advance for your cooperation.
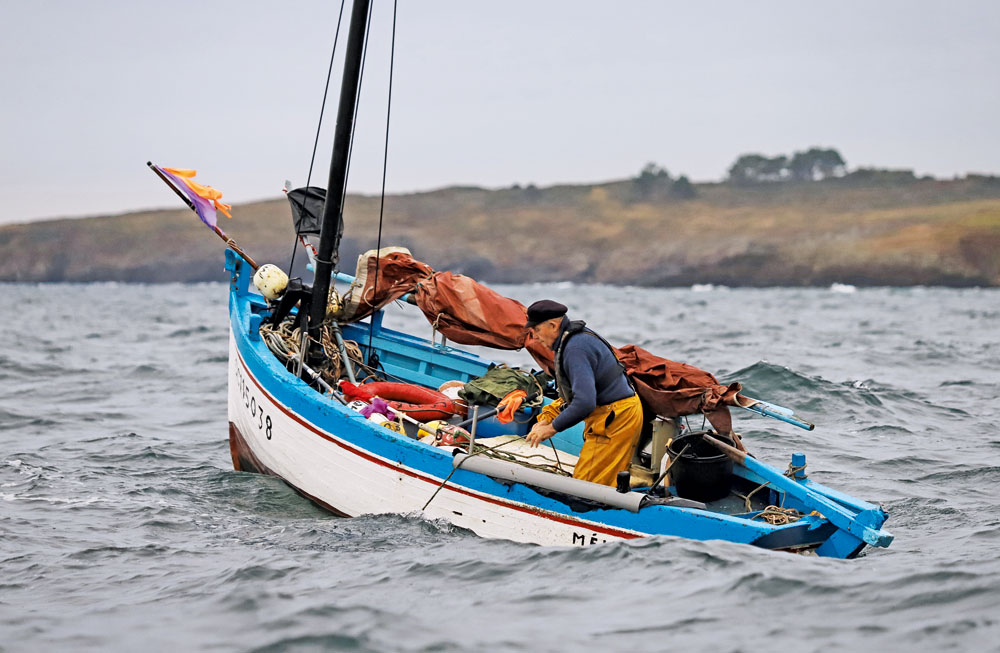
[524,300,643,487]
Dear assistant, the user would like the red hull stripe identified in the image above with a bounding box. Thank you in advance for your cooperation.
[236,349,642,540]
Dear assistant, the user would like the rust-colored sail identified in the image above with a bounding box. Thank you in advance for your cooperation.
[613,344,741,433]
[334,250,738,428]
[332,250,432,322]
[412,271,527,348]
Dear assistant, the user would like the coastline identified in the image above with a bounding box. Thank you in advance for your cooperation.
[2,176,998,287]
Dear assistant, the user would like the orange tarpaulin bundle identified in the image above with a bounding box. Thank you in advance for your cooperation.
[331,250,433,322]
[332,250,548,360]
[413,271,526,349]
[613,344,741,434]
[333,249,738,429]
[411,271,552,363]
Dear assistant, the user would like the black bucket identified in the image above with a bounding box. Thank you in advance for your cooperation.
[666,431,734,502]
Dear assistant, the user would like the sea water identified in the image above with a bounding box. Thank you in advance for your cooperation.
[2,282,999,652]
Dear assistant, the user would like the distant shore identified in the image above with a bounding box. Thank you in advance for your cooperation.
[2,175,998,287]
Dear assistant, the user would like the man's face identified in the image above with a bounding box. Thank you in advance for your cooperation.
[528,318,561,350]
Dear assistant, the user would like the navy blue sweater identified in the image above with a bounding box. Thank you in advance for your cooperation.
[550,321,634,432]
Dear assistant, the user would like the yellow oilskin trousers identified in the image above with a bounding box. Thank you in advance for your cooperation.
[540,394,644,487]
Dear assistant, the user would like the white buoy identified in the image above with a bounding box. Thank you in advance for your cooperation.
[253,264,289,300]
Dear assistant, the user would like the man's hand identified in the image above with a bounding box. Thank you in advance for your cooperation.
[526,421,557,448]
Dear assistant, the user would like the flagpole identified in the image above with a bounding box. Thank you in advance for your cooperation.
[147,161,259,270]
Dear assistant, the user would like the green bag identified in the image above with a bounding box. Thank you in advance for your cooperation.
[459,366,545,407]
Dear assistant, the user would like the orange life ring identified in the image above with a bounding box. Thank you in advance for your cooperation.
[356,381,466,422]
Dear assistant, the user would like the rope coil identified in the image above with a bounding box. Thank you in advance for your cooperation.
[260,319,363,385]
[735,479,804,525]
[785,461,808,478]
[421,437,570,511]
[752,506,803,526]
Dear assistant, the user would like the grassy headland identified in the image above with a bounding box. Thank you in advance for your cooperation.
[2,173,999,286]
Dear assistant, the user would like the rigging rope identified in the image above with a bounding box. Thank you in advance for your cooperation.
[366,0,398,366]
[339,0,375,230]
[752,506,802,526]
[785,460,808,478]
[420,435,555,512]
[260,319,363,386]
[288,0,348,277]
[734,479,804,525]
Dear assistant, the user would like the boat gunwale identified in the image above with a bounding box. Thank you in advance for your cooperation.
[227,270,853,547]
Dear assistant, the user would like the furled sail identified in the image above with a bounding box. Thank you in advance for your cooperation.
[612,345,741,434]
[330,250,740,426]
[331,248,433,322]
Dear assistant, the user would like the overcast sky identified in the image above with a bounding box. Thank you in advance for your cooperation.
[1,0,998,225]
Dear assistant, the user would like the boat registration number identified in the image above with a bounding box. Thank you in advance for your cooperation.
[235,364,273,439]
[573,532,609,546]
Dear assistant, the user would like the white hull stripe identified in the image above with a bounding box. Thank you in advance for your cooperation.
[236,349,642,540]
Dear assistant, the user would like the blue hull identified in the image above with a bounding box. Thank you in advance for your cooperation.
[225,251,891,558]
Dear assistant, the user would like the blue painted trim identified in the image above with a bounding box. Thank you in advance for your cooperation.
[227,256,886,555]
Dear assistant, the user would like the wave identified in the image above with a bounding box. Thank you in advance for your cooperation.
[724,361,880,415]
[168,326,213,338]
[725,361,972,426]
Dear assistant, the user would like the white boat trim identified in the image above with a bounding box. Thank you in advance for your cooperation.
[229,331,647,546]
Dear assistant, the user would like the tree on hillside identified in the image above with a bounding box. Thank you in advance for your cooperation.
[760,155,789,181]
[728,154,787,184]
[632,162,672,200]
[789,148,846,181]
[818,149,847,178]
[523,183,542,202]
[669,175,697,199]
[728,148,846,183]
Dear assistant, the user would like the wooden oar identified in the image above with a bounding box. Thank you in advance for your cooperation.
[699,432,893,547]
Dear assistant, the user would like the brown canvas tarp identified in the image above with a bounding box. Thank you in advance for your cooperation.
[411,271,552,364]
[331,250,432,322]
[332,250,738,429]
[412,271,527,349]
[333,250,550,359]
[613,344,741,434]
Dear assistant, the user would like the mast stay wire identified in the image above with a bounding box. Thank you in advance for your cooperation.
[332,0,380,369]
[288,0,395,375]
[366,0,398,369]
[288,0,348,277]
[338,0,375,258]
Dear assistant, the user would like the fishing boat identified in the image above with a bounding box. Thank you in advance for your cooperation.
[158,1,892,558]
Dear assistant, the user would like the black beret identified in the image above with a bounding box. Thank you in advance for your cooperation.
[525,299,568,328]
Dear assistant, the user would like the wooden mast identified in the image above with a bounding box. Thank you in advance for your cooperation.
[308,0,371,337]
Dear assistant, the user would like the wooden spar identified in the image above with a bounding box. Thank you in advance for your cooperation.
[736,394,815,431]
[146,161,259,270]
[209,226,259,271]
[699,433,893,547]
[308,0,372,339]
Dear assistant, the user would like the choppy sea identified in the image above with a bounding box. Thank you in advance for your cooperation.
[2,282,999,652]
